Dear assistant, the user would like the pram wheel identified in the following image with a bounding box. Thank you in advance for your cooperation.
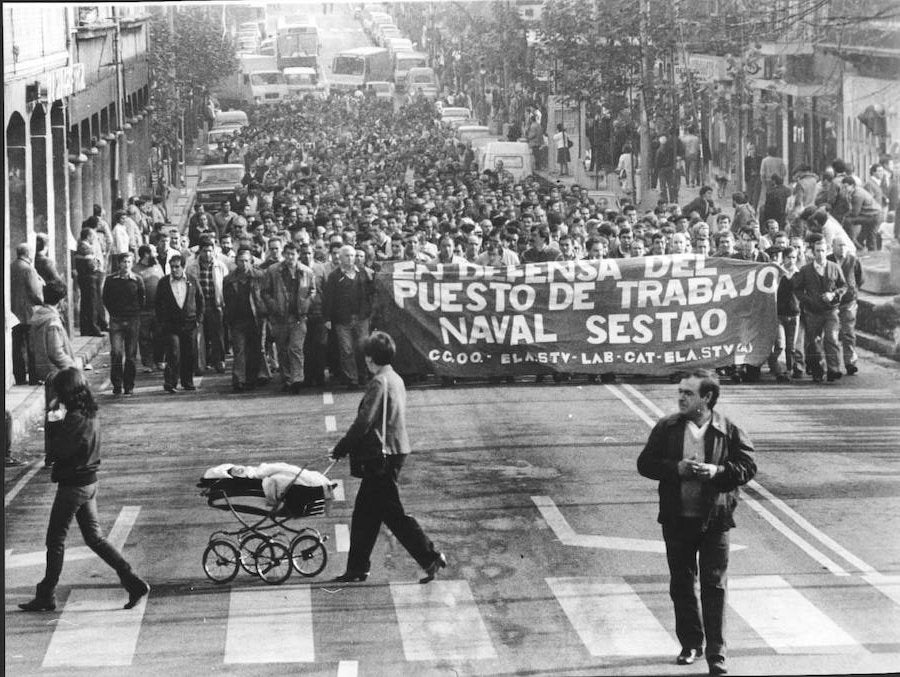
[203,539,240,583]
[239,534,267,575]
[254,541,293,584]
[290,534,327,577]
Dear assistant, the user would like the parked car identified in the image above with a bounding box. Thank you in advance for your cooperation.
[195,164,246,211]
[439,107,472,127]
[405,66,439,100]
[364,80,395,101]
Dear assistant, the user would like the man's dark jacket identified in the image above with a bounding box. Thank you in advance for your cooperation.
[637,411,756,530]
[155,274,204,332]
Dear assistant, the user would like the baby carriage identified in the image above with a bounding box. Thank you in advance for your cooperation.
[197,461,337,585]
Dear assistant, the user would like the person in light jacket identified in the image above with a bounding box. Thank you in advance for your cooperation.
[329,331,446,584]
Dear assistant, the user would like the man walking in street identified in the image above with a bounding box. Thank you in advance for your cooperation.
[656,135,679,204]
[134,245,164,373]
[11,242,45,386]
[155,254,204,393]
[637,369,757,676]
[224,248,267,392]
[187,238,228,374]
[827,238,863,375]
[323,245,374,389]
[102,252,145,396]
[793,234,847,383]
[264,242,316,393]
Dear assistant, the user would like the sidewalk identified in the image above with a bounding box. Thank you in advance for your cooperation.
[6,169,200,464]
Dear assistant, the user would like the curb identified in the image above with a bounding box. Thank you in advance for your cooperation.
[857,330,900,362]
[7,336,109,448]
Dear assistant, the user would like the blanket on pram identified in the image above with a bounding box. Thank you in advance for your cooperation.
[201,462,334,507]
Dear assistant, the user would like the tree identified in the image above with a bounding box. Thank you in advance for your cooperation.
[148,7,238,167]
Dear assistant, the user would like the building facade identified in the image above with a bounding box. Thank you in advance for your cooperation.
[4,3,151,388]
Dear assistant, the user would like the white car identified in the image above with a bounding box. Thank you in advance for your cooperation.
[440,107,472,127]
[364,81,395,101]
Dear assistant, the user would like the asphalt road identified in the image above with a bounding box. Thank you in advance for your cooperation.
[5,342,900,676]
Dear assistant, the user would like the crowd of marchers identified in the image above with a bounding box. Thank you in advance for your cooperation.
[10,91,898,406]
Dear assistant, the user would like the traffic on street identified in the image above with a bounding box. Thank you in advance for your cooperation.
[5,2,900,676]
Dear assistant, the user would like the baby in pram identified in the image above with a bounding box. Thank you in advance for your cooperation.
[203,462,334,507]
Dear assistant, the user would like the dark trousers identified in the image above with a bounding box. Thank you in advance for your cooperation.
[12,323,36,385]
[663,518,730,659]
[303,315,328,386]
[347,455,438,574]
[138,311,164,367]
[334,317,370,386]
[201,305,225,369]
[78,274,103,336]
[36,482,137,598]
[109,317,140,392]
[229,322,264,387]
[658,167,679,203]
[162,326,197,389]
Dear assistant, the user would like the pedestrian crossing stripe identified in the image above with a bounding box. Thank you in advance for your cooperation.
[21,574,900,667]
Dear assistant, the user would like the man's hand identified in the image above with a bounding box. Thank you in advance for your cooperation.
[693,463,719,480]
[678,459,699,478]
[324,321,332,330]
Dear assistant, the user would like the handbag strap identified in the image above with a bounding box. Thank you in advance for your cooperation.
[380,377,388,453]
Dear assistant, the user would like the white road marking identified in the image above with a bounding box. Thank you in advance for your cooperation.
[332,479,345,502]
[729,575,862,653]
[622,383,666,417]
[335,524,350,552]
[224,587,315,663]
[547,576,676,656]
[741,493,849,576]
[6,506,140,569]
[531,496,745,553]
[337,660,359,677]
[604,384,657,427]
[862,572,900,607]
[323,392,334,405]
[42,587,148,667]
[325,415,337,432]
[391,580,497,661]
[747,480,876,574]
[4,459,44,507]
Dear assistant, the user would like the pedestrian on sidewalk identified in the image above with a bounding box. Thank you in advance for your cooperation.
[329,331,446,584]
[553,123,571,177]
[30,280,77,467]
[19,367,150,613]
[637,368,757,676]
[11,242,44,386]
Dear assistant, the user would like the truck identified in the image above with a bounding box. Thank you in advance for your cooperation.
[211,54,287,107]
[330,47,392,92]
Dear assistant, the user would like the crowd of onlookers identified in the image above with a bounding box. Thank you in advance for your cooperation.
[9,89,898,440]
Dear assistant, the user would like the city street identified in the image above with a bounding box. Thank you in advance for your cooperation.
[5,346,900,675]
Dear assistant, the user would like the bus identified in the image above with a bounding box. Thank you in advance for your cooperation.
[275,15,319,68]
[330,47,392,92]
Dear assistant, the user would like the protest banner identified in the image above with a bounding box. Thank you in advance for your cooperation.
[374,256,781,377]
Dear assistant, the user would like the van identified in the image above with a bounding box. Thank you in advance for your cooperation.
[393,51,427,89]
[405,67,438,100]
[214,110,249,129]
[283,67,327,99]
[478,141,534,182]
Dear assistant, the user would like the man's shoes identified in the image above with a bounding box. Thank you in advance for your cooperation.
[419,552,447,584]
[776,373,791,383]
[164,385,176,393]
[233,383,245,393]
[112,387,122,395]
[811,372,824,383]
[330,571,369,583]
[215,362,226,374]
[791,367,804,379]
[826,371,843,383]
[141,366,154,374]
[846,364,858,375]
[707,655,728,675]
[83,363,93,371]
[676,647,703,665]
[19,596,57,612]
[123,388,134,396]
[182,384,197,391]
[6,456,26,467]
[124,578,150,609]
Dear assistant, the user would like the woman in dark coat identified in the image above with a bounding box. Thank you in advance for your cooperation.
[19,368,150,612]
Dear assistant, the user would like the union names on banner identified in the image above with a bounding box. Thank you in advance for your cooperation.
[374,256,781,377]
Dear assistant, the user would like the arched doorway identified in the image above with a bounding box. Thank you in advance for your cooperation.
[7,112,29,253]
[30,105,49,238]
